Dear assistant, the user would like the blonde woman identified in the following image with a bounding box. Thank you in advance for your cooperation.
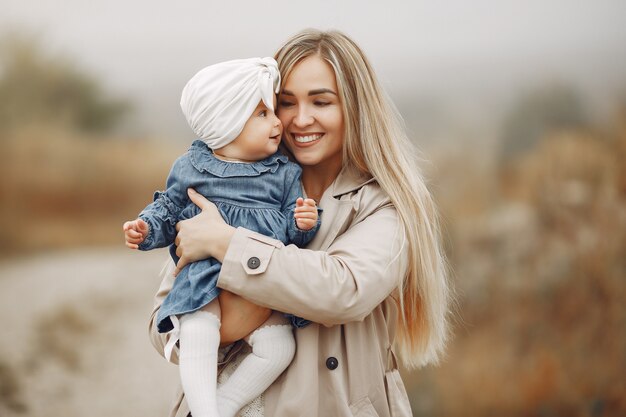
[150,29,450,416]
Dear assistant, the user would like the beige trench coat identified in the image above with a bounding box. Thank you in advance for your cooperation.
[148,166,412,417]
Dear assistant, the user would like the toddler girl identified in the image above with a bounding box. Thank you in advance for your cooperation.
[123,57,319,417]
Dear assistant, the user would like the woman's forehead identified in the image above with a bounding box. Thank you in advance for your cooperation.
[283,56,337,91]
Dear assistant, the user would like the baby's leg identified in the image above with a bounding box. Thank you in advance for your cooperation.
[178,300,221,417]
[217,311,295,417]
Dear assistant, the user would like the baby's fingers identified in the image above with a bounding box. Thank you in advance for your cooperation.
[296,218,317,230]
[303,198,317,207]
[294,211,318,219]
[136,218,149,233]
[294,204,317,213]
[126,235,144,243]
[295,197,304,207]
[125,229,144,239]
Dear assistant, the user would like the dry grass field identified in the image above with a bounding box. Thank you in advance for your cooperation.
[409,113,626,416]
[0,126,187,255]
[0,247,179,417]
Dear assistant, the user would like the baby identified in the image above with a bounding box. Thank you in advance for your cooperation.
[123,58,319,417]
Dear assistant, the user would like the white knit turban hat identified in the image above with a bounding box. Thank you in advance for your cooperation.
[180,57,281,150]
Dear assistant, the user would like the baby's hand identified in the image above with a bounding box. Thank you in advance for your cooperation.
[123,218,150,249]
[294,198,318,231]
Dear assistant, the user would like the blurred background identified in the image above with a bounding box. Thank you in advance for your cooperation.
[0,1,624,416]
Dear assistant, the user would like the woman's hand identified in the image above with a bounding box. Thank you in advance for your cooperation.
[173,188,235,276]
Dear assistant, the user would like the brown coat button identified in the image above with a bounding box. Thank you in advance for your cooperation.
[326,357,338,370]
[247,256,261,269]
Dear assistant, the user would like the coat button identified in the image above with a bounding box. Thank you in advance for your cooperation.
[247,256,261,269]
[326,357,338,370]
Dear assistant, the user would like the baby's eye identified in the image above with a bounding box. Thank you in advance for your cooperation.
[259,110,267,117]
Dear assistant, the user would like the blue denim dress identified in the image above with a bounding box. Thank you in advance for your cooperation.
[138,140,319,333]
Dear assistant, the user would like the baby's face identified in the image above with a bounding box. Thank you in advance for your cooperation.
[220,99,282,162]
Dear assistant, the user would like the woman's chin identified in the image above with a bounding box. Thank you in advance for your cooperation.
[291,152,320,167]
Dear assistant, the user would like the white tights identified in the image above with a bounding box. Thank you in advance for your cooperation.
[177,302,295,417]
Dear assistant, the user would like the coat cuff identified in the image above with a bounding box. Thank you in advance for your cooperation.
[218,227,284,290]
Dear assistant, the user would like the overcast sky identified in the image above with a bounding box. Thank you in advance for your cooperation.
[2,0,626,140]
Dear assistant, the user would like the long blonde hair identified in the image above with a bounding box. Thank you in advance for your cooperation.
[275,29,450,368]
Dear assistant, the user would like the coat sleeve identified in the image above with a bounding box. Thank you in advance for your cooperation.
[147,259,180,364]
[217,201,408,327]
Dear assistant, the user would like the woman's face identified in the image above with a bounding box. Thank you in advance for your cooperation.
[277,55,344,171]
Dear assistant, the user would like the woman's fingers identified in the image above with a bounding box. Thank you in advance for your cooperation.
[183,189,222,223]
[173,234,189,273]
[173,255,189,277]
[172,211,219,267]
[187,188,213,211]
[170,190,230,270]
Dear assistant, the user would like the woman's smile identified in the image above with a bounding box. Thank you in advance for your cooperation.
[291,132,324,146]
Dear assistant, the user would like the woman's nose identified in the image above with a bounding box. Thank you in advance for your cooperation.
[294,106,314,127]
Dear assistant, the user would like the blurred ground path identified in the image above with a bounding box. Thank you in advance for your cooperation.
[0,247,179,417]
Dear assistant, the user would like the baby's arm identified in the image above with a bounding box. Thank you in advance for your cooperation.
[282,165,321,247]
[133,154,194,250]
[123,218,150,249]
[286,196,319,327]
[294,197,318,231]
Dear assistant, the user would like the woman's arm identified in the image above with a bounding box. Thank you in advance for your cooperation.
[218,204,407,326]
[174,188,408,327]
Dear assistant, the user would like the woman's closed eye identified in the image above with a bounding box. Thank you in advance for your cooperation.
[278,100,295,108]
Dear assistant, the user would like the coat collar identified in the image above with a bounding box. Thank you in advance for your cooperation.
[330,164,376,198]
[306,165,375,251]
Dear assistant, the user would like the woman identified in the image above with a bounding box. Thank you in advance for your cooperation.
[149,29,450,417]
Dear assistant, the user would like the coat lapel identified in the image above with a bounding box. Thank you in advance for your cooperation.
[306,165,375,251]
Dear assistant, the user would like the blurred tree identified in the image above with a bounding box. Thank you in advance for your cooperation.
[499,84,588,163]
[0,33,131,135]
